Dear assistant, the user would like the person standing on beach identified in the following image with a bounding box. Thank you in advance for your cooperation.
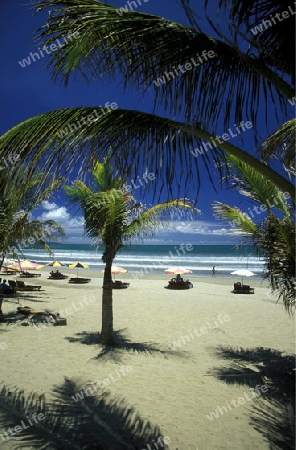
[212,266,216,277]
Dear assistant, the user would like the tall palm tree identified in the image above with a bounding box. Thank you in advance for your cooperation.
[0,167,65,269]
[212,155,295,313]
[65,156,198,344]
[0,0,294,201]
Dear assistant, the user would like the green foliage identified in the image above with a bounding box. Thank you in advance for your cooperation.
[213,156,295,313]
[66,157,198,255]
[0,168,65,263]
[258,215,295,313]
[0,0,294,203]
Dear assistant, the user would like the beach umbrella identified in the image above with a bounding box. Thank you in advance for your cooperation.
[68,261,89,277]
[7,259,44,271]
[164,266,193,275]
[45,260,67,267]
[230,269,256,284]
[101,265,128,280]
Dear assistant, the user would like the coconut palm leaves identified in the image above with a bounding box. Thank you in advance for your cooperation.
[0,0,294,205]
[33,0,293,130]
[202,0,295,78]
[0,168,65,266]
[213,155,295,312]
[259,119,296,175]
[0,379,168,449]
[1,107,294,202]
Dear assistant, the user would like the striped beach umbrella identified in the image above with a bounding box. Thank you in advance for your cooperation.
[68,261,89,276]
[45,260,67,267]
[7,259,44,270]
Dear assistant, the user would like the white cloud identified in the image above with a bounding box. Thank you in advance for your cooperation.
[35,203,85,240]
[41,200,58,211]
[164,220,235,236]
[39,206,70,222]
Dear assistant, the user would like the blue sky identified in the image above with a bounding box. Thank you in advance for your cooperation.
[0,0,292,244]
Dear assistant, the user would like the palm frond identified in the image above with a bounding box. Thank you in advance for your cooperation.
[259,119,296,175]
[224,154,292,216]
[1,107,294,202]
[124,199,200,241]
[32,0,293,132]
[212,201,259,238]
[204,0,295,79]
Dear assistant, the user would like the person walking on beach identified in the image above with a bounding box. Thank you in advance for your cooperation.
[212,265,216,277]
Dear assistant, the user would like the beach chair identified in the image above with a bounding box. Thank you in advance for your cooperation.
[165,280,193,290]
[19,271,41,278]
[15,280,42,291]
[48,272,69,280]
[112,280,130,289]
[232,282,254,294]
[68,277,91,284]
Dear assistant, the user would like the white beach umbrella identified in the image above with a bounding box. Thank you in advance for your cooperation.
[230,269,256,284]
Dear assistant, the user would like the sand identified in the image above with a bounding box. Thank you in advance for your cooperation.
[0,269,294,449]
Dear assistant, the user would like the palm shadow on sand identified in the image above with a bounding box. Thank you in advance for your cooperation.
[209,345,295,450]
[0,378,170,449]
[65,329,191,362]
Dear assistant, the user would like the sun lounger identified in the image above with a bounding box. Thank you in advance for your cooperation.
[232,282,254,294]
[14,280,42,291]
[48,273,69,279]
[19,271,42,278]
[165,279,193,290]
[68,277,91,284]
[112,280,130,289]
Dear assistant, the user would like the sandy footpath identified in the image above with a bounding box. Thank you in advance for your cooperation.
[0,269,294,449]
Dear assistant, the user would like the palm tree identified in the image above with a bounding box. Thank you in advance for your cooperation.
[0,0,294,201]
[65,156,198,344]
[0,167,65,269]
[212,155,295,313]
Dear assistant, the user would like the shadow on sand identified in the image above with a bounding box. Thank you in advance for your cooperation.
[0,378,170,449]
[65,328,191,362]
[209,345,295,450]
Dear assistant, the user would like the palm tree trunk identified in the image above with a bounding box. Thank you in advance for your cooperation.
[100,252,114,345]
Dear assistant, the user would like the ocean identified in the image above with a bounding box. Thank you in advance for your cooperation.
[23,244,265,279]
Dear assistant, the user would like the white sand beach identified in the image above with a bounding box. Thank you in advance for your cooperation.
[0,269,294,449]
